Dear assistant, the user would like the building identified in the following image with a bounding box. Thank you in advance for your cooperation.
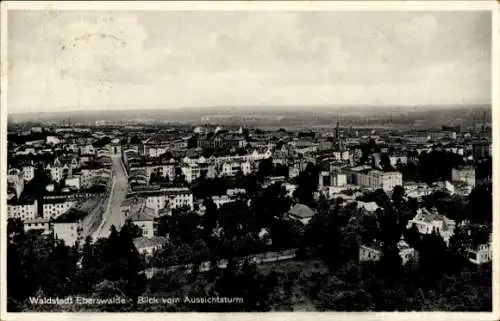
[472,141,491,160]
[220,161,252,177]
[7,199,38,220]
[212,195,233,209]
[227,188,246,197]
[466,243,492,265]
[396,236,418,264]
[359,243,382,263]
[7,168,25,199]
[318,171,331,187]
[404,182,432,200]
[389,155,408,167]
[145,193,168,216]
[357,170,403,191]
[342,165,373,185]
[46,158,71,182]
[359,236,417,265]
[181,163,201,183]
[451,167,476,187]
[133,236,169,256]
[121,196,147,218]
[166,187,194,210]
[53,211,85,246]
[406,207,456,245]
[129,208,157,238]
[42,197,76,219]
[332,174,347,187]
[22,165,35,182]
[79,144,95,156]
[286,204,315,225]
[53,198,102,246]
[46,135,62,145]
[356,201,380,213]
[24,218,52,235]
[65,176,81,190]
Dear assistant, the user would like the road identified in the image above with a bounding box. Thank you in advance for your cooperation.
[92,155,129,240]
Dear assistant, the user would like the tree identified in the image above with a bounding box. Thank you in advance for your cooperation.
[93,136,112,148]
[379,243,403,279]
[257,158,274,179]
[202,197,218,233]
[293,163,319,206]
[129,135,142,145]
[120,219,143,239]
[465,183,492,224]
[404,223,421,248]
[418,232,449,282]
[392,185,405,208]
[7,218,24,242]
[380,153,393,171]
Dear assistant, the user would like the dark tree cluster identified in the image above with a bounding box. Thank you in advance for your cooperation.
[7,220,146,312]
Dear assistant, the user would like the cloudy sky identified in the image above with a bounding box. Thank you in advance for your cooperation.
[8,10,491,114]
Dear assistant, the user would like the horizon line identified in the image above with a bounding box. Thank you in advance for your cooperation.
[7,103,492,116]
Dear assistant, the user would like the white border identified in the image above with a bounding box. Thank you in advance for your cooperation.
[1,1,498,321]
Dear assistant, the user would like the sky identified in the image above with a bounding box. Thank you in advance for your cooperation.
[7,10,492,114]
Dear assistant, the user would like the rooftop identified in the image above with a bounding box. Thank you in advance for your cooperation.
[356,201,380,213]
[289,203,315,219]
[133,236,169,249]
[129,207,156,222]
[54,208,89,223]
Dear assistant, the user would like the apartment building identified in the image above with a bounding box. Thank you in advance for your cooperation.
[45,158,71,182]
[319,172,347,188]
[24,218,52,235]
[80,166,111,188]
[342,165,373,185]
[166,187,194,210]
[22,165,35,182]
[42,197,76,219]
[357,170,402,191]
[79,144,95,156]
[145,193,168,216]
[7,199,38,220]
[181,163,201,183]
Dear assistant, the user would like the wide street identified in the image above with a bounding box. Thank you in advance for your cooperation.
[92,154,129,240]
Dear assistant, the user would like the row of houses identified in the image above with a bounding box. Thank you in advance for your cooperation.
[9,197,104,247]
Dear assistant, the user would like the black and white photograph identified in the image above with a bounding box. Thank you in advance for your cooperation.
[1,1,498,317]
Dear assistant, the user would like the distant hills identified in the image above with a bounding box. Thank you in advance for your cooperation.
[8,104,491,130]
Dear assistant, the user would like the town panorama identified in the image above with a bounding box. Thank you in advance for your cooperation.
[4,6,494,315]
[6,105,493,312]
